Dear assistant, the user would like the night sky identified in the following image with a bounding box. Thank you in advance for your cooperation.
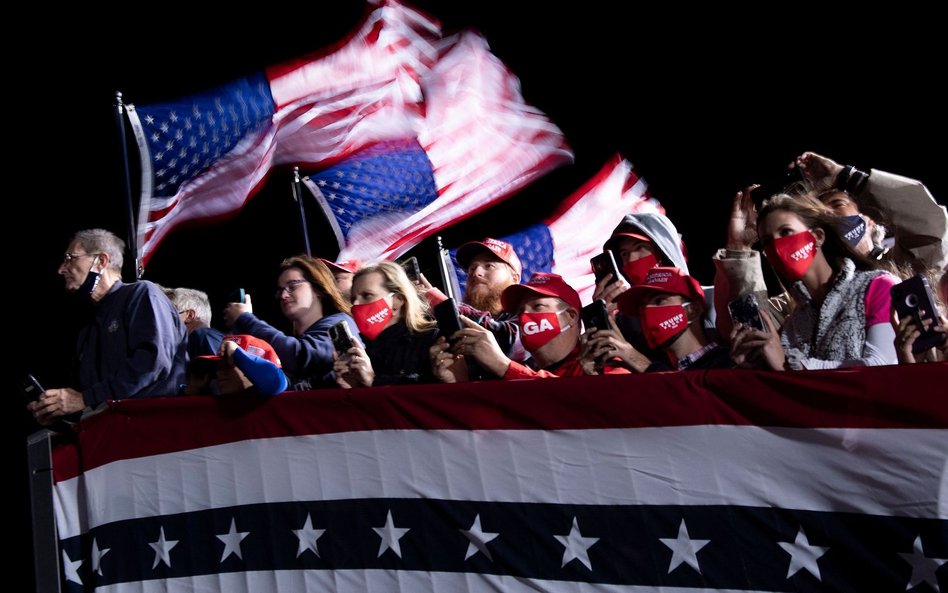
[12,3,945,585]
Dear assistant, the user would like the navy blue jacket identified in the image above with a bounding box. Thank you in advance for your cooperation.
[76,280,188,406]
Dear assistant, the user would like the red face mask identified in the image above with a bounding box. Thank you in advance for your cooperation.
[623,253,659,285]
[519,311,568,352]
[764,231,817,282]
[351,295,394,341]
[640,304,689,349]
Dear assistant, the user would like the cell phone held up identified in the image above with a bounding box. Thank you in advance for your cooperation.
[19,374,45,404]
[434,298,463,344]
[728,293,766,332]
[227,288,246,304]
[590,251,623,286]
[400,256,421,283]
[329,320,356,357]
[891,275,947,353]
[581,300,610,333]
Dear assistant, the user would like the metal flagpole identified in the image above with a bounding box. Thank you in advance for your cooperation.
[292,167,312,256]
[114,91,141,279]
[436,236,461,301]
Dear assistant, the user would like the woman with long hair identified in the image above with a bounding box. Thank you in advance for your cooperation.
[334,261,439,386]
[224,255,359,389]
[730,193,899,370]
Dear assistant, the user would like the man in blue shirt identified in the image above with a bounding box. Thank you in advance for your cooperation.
[28,229,188,425]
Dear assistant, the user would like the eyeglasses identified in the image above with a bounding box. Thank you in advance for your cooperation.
[274,279,309,299]
[62,252,96,264]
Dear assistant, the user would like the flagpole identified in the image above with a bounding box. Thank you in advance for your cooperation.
[114,91,141,280]
[291,167,312,256]
[436,236,460,301]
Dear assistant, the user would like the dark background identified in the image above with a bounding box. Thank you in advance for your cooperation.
[12,3,945,586]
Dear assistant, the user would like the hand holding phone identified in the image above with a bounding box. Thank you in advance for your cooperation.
[591,251,623,285]
[728,293,766,332]
[329,320,356,357]
[891,275,947,353]
[434,298,463,344]
[581,300,610,332]
[19,374,45,404]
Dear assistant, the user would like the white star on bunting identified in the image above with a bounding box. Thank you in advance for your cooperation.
[899,534,948,592]
[91,538,110,576]
[293,514,326,558]
[148,526,179,569]
[62,550,83,585]
[554,516,599,570]
[778,527,828,581]
[659,518,710,574]
[216,518,250,562]
[461,514,499,561]
[373,510,410,558]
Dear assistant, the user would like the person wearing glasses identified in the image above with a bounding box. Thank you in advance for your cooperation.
[28,229,188,426]
[223,255,359,390]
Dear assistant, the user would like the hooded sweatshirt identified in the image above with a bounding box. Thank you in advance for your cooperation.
[605,212,690,272]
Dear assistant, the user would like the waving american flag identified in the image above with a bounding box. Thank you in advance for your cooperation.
[127,0,440,270]
[302,31,573,263]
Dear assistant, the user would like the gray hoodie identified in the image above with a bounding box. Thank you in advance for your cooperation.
[604,212,716,330]
[604,213,690,273]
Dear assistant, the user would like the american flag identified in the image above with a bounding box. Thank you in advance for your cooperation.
[51,364,948,592]
[126,0,441,270]
[451,156,662,304]
[302,31,573,263]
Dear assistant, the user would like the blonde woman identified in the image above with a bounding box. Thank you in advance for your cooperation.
[335,261,439,386]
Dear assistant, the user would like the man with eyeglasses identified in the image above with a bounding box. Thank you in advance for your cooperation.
[27,229,188,426]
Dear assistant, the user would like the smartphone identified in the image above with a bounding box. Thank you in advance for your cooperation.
[581,300,610,332]
[227,288,246,304]
[785,165,806,186]
[329,320,355,357]
[400,256,421,283]
[19,374,45,403]
[434,298,463,344]
[728,293,766,332]
[891,275,947,353]
[590,251,623,285]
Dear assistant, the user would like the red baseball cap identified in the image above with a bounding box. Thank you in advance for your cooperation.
[198,334,282,367]
[501,272,581,313]
[319,258,361,275]
[618,267,704,315]
[456,238,523,279]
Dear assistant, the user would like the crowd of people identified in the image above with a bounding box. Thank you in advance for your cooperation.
[28,151,948,426]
